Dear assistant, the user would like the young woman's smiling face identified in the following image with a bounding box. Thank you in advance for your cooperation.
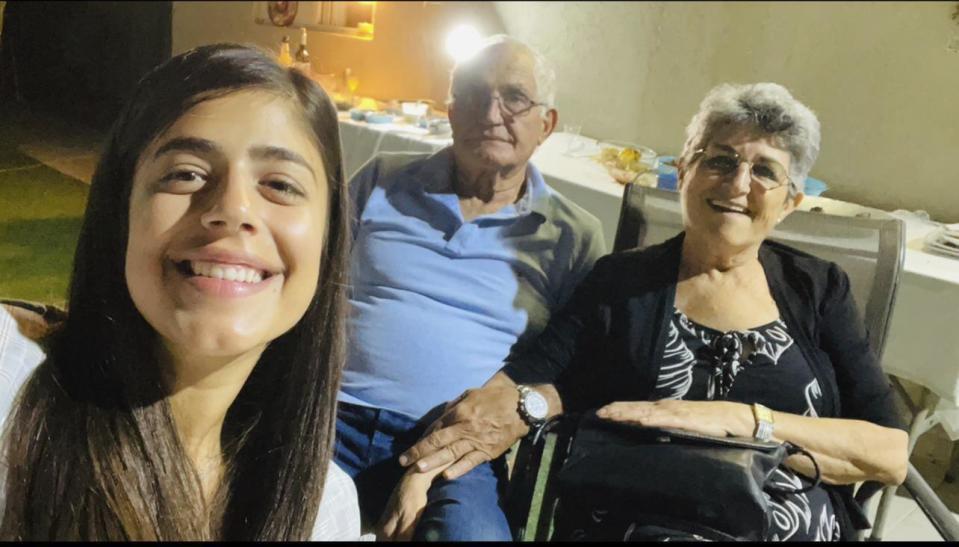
[125,90,329,362]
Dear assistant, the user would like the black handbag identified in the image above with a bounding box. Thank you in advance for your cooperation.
[554,412,821,541]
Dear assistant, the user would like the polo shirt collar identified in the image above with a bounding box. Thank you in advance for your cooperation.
[524,161,551,219]
[418,146,549,221]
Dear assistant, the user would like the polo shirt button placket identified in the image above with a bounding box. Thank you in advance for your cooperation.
[447,222,477,255]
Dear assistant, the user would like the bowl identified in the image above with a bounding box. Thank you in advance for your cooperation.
[595,141,658,185]
[803,177,828,197]
[365,113,395,124]
[401,101,429,117]
[426,119,451,136]
[349,109,371,121]
[656,155,679,191]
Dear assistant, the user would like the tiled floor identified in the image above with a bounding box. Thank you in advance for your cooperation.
[886,385,959,542]
[1,103,958,541]
[865,492,952,541]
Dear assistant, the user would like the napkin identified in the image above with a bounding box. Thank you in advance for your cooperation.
[924,225,959,258]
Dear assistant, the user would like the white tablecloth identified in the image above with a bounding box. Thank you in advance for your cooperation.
[339,120,959,438]
[338,115,451,180]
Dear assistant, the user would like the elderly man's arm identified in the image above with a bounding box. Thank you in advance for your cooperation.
[399,372,564,479]
[400,252,614,479]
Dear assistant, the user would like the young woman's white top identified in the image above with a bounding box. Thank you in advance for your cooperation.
[0,306,362,540]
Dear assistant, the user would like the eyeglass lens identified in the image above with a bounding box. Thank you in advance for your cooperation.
[456,86,534,116]
[702,154,788,189]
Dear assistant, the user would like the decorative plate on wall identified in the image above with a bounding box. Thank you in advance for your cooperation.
[268,1,298,27]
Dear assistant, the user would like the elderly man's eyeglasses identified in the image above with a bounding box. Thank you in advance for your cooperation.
[692,148,793,191]
[452,88,546,117]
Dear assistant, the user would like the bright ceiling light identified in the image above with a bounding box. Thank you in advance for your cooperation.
[445,25,482,62]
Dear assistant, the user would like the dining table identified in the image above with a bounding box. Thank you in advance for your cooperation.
[337,115,959,453]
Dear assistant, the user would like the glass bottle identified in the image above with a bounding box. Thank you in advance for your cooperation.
[294,27,311,75]
[277,35,293,68]
[345,67,360,106]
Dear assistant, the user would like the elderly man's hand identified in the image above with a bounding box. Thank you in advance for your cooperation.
[399,383,529,480]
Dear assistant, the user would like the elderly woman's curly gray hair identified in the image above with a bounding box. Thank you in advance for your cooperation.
[680,83,821,194]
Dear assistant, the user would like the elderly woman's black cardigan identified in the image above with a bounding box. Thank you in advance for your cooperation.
[502,232,905,539]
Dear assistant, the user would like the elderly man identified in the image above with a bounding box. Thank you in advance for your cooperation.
[334,35,605,540]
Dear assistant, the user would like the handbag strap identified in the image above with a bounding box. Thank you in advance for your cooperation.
[767,442,822,495]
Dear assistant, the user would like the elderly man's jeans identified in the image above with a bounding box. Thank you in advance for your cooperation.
[334,401,512,541]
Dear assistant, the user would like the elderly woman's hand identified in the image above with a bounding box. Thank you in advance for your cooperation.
[596,399,756,438]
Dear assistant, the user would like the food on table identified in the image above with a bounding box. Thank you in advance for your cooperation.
[596,145,654,185]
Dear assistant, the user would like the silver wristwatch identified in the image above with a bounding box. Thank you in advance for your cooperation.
[517,384,549,427]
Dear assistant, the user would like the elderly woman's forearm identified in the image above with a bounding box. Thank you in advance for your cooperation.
[772,412,909,485]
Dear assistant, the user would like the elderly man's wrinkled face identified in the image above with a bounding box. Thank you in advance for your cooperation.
[449,45,556,175]
[679,127,804,253]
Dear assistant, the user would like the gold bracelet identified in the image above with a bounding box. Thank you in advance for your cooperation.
[752,403,775,441]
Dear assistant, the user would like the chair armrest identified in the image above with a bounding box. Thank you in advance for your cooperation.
[505,414,581,540]
[1,299,66,342]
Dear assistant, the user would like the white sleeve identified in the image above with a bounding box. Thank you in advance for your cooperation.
[311,461,368,540]
[0,307,46,517]
[0,307,45,430]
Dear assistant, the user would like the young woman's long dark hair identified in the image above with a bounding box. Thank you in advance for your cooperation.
[0,43,349,540]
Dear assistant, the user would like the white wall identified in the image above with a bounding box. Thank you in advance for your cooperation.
[493,1,959,222]
[171,1,505,111]
[172,1,959,221]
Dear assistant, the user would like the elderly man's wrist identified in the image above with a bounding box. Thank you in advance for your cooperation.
[516,384,550,428]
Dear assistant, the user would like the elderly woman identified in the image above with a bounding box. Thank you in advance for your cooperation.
[402,82,908,541]
[0,44,359,540]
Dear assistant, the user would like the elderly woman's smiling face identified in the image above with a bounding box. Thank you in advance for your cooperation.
[679,126,804,253]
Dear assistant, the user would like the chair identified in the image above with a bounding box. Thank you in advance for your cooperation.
[506,184,958,541]
[0,298,66,342]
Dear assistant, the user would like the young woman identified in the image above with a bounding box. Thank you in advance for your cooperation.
[0,43,359,540]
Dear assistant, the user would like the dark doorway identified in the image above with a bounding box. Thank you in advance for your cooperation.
[1,1,172,132]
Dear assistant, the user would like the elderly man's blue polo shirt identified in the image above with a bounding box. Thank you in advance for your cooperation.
[338,148,606,419]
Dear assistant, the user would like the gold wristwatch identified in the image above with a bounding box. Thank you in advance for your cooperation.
[752,403,775,442]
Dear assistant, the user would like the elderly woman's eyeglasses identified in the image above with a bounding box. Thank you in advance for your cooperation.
[692,148,793,191]
[452,87,545,117]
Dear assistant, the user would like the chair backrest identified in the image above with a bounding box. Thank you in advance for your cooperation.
[614,184,905,363]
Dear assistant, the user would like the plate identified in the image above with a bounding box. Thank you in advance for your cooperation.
[924,228,959,258]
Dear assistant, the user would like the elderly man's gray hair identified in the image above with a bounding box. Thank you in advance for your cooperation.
[680,82,821,194]
[448,34,557,116]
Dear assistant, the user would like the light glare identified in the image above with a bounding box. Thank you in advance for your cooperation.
[445,25,482,62]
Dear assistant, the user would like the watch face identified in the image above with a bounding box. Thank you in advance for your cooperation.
[525,391,549,420]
